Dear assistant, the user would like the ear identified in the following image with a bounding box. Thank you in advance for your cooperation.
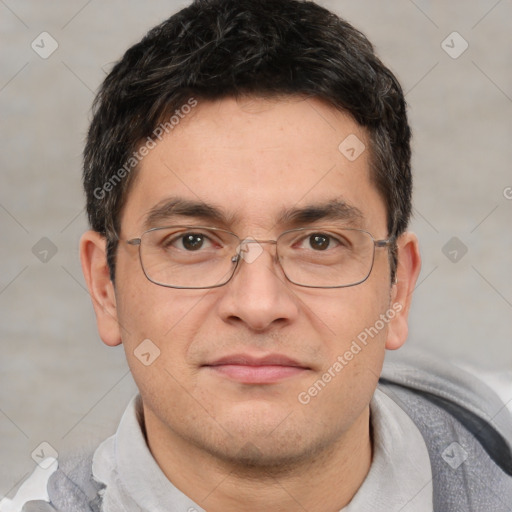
[385,232,422,350]
[79,230,122,347]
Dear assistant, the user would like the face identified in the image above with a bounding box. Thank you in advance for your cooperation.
[83,96,419,470]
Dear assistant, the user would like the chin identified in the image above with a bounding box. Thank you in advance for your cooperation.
[206,434,322,475]
[198,410,336,475]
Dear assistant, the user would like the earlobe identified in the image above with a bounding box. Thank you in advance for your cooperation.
[79,230,122,347]
[385,232,422,351]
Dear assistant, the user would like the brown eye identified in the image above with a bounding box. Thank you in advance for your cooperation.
[182,234,205,250]
[309,234,331,250]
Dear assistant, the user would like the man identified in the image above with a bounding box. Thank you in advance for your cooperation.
[5,0,512,510]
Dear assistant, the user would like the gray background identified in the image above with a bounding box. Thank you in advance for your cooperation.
[1,0,511,497]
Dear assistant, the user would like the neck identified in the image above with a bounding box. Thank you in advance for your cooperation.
[143,404,372,512]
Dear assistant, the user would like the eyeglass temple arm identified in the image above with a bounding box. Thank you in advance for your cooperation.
[375,237,395,248]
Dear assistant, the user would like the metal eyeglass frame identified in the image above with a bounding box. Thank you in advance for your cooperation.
[125,225,395,290]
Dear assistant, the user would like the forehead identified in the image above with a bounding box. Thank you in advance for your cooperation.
[120,96,387,236]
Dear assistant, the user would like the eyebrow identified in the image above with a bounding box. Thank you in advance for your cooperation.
[277,199,364,227]
[141,197,364,231]
[142,198,234,230]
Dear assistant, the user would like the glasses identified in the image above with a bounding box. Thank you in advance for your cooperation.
[125,225,395,289]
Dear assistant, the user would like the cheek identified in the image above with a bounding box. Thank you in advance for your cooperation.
[301,282,391,349]
[296,287,390,419]
[114,286,206,414]
[114,279,210,376]
[117,273,202,337]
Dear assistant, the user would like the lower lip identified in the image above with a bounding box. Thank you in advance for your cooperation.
[206,364,307,384]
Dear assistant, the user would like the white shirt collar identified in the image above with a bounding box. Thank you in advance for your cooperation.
[342,388,433,511]
[93,394,205,512]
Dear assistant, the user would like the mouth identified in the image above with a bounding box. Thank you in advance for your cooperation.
[202,354,311,384]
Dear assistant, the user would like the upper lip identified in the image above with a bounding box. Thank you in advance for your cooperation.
[204,354,309,368]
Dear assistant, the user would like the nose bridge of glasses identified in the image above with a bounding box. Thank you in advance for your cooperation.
[236,237,278,264]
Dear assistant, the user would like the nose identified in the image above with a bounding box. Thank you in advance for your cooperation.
[216,239,300,332]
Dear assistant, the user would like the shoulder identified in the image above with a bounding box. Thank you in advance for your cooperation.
[47,451,104,512]
[1,450,103,512]
[379,349,512,510]
[0,458,57,512]
[380,349,512,453]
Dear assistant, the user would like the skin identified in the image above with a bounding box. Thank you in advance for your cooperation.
[80,96,421,511]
